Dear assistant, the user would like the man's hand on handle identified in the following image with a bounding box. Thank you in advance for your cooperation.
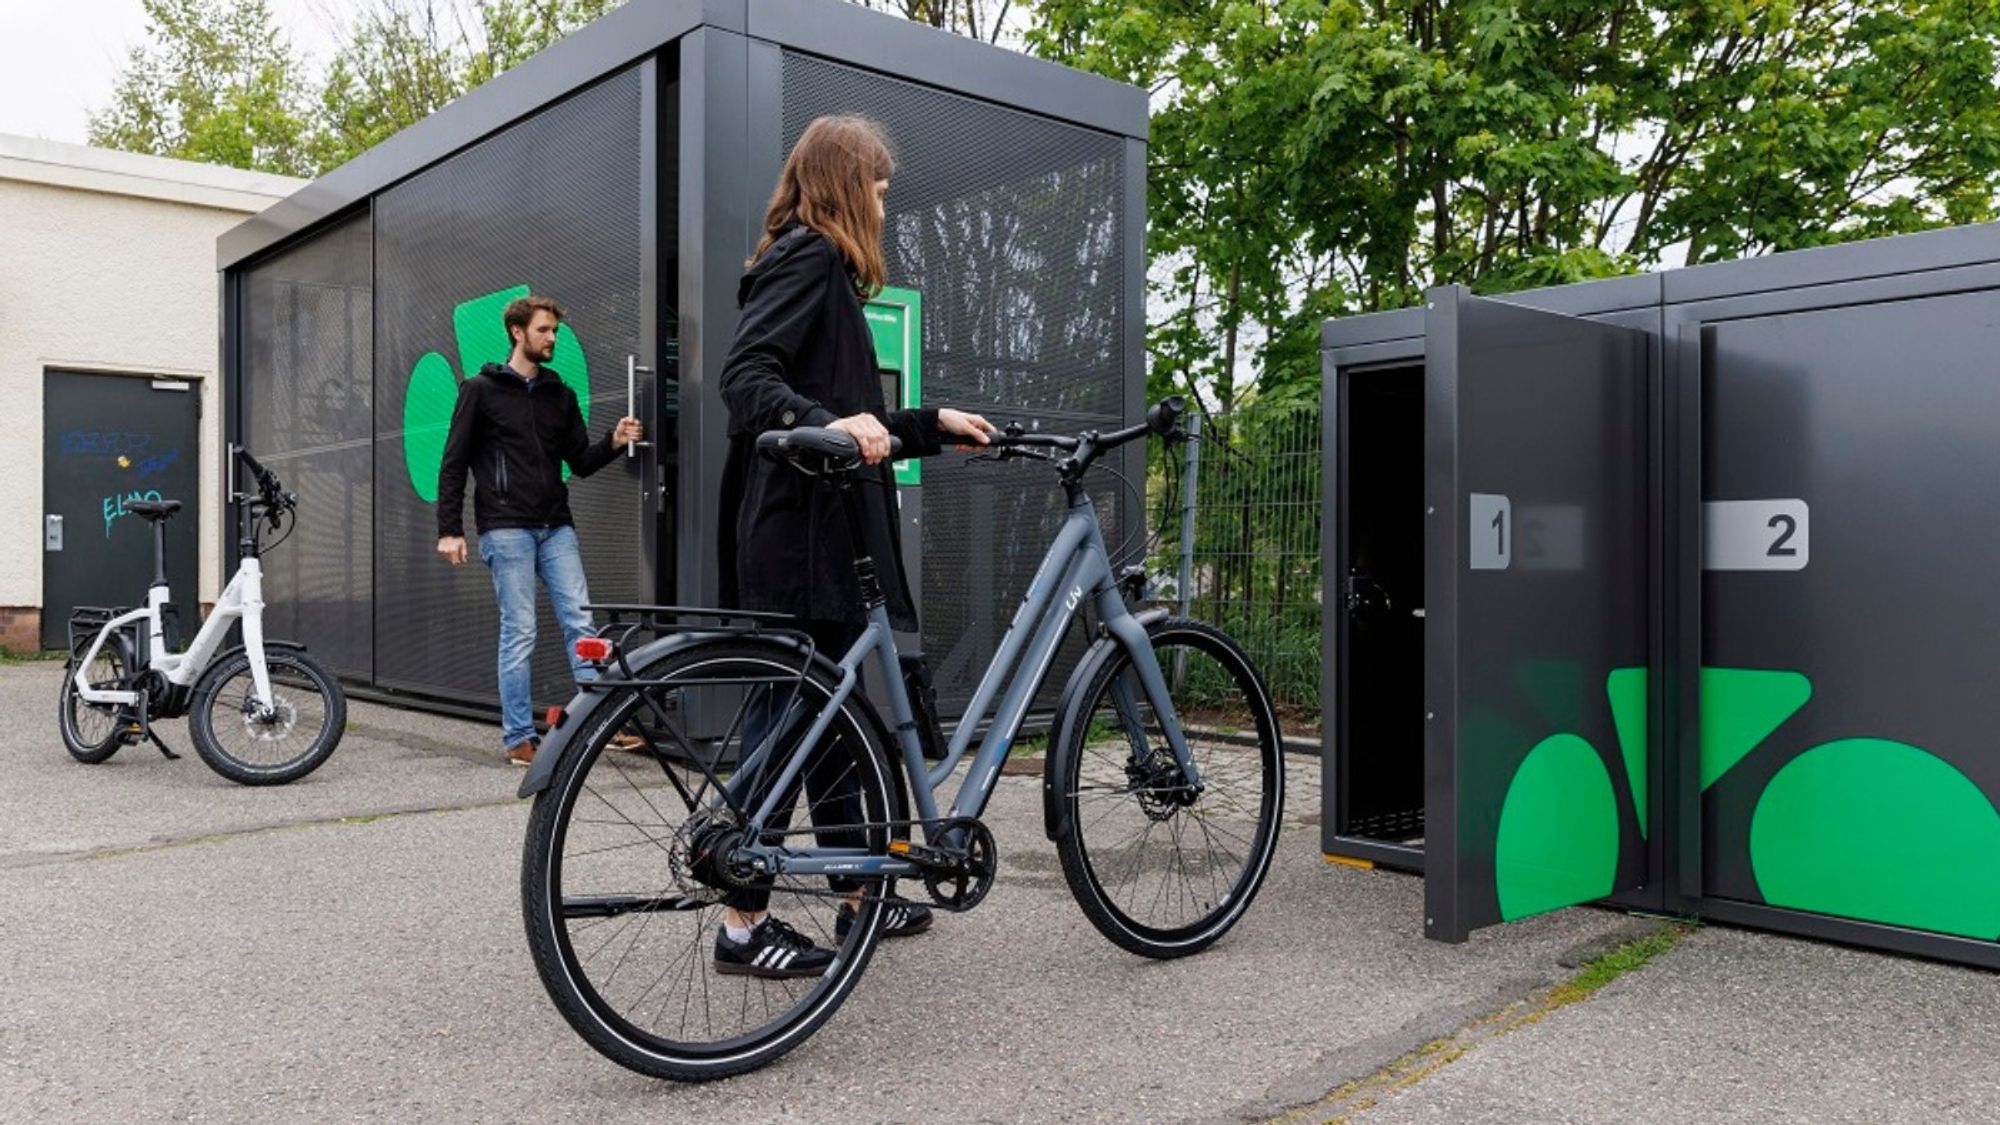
[438,536,468,566]
[611,416,644,450]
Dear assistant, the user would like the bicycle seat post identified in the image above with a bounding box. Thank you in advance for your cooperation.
[832,474,887,612]
[151,517,170,589]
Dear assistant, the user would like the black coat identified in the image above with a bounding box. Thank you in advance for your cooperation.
[718,225,943,629]
[436,363,619,538]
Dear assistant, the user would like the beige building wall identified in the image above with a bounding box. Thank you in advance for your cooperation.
[0,135,301,651]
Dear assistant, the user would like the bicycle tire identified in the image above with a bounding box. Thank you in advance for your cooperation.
[522,636,902,1082]
[58,640,133,765]
[188,648,345,785]
[1048,617,1285,959]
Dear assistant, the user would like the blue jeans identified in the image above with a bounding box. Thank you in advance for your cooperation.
[479,526,596,750]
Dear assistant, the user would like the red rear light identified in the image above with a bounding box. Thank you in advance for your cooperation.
[574,637,614,663]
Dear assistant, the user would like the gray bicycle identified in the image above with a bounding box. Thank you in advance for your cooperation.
[517,396,1284,1081]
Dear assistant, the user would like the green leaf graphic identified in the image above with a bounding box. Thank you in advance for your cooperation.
[1701,668,1812,790]
[1495,733,1619,922]
[1752,739,2000,940]
[1606,667,1647,838]
[403,285,593,501]
[403,351,458,504]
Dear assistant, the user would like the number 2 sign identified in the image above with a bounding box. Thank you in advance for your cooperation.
[1704,499,1810,571]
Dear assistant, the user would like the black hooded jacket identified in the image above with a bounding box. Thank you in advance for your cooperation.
[436,363,620,538]
[718,224,944,629]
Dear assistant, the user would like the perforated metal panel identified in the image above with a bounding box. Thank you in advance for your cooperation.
[780,53,1131,708]
[238,212,374,678]
[372,68,649,704]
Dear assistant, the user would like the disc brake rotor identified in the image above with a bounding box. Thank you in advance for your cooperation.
[240,695,298,741]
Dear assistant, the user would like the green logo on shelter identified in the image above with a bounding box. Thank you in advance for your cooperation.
[402,285,592,503]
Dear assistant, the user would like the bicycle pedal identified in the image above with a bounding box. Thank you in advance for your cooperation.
[886,839,964,872]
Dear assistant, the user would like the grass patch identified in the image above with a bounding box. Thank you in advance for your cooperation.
[0,648,69,665]
[1542,924,1688,1009]
[1270,921,1695,1124]
[1008,731,1049,757]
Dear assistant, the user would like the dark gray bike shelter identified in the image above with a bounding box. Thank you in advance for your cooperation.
[216,0,1147,722]
[1321,221,2000,970]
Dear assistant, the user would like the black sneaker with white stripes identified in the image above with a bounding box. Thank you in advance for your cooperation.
[835,899,934,940]
[712,917,836,979]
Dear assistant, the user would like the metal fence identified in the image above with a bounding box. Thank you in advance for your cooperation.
[1142,401,1323,740]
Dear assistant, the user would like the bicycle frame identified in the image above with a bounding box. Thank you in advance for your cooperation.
[724,488,1200,883]
[73,557,273,709]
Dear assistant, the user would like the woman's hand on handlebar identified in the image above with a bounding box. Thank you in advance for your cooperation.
[827,413,895,463]
[938,408,994,451]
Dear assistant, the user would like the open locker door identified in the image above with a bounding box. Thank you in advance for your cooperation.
[1423,286,1650,943]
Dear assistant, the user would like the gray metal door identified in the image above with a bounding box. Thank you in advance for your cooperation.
[371,66,656,705]
[43,371,201,649]
[1423,287,1650,942]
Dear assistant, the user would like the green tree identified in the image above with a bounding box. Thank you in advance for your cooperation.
[1030,0,2000,405]
[848,0,1021,42]
[88,0,316,176]
[309,0,624,173]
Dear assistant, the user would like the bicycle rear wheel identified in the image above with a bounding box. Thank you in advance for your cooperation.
[521,638,900,1081]
[58,641,132,764]
[1048,618,1285,958]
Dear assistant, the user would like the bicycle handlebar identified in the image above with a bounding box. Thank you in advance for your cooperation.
[983,395,1188,478]
[757,427,903,472]
[234,447,296,533]
[236,446,286,499]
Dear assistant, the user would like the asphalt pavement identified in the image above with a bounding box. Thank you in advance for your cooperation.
[2,660,1992,1124]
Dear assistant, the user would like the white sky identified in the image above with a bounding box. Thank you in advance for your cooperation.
[0,0,358,144]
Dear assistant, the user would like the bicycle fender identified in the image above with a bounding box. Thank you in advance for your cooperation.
[515,632,722,799]
[207,638,309,667]
[513,629,901,804]
[1043,608,1170,841]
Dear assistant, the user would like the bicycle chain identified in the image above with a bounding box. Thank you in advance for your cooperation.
[664,815,997,914]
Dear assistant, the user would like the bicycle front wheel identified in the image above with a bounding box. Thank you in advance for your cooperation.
[188,648,345,785]
[1049,618,1285,959]
[521,638,901,1082]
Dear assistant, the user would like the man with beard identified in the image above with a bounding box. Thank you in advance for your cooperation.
[435,295,643,765]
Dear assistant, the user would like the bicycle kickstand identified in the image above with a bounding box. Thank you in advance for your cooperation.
[134,696,180,760]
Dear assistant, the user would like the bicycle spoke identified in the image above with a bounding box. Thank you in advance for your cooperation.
[533,647,895,1071]
[1056,629,1281,953]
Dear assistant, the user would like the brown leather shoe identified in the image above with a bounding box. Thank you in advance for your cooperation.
[506,740,537,767]
[607,730,649,754]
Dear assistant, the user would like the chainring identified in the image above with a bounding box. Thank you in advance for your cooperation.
[920,817,998,912]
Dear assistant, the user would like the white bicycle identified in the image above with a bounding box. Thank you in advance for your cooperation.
[57,446,346,786]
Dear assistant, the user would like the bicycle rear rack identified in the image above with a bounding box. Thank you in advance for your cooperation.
[578,604,821,690]
[66,606,127,660]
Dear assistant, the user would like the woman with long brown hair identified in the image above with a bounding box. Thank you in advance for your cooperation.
[713,115,993,978]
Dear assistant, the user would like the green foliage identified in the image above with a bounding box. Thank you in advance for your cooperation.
[1030,0,2000,405]
[88,0,316,176]
[1145,403,1323,715]
[309,0,624,173]
[94,0,625,177]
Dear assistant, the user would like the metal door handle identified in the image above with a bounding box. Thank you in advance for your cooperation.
[44,514,63,551]
[625,355,654,458]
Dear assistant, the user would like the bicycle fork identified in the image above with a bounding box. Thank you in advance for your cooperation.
[1096,599,1205,796]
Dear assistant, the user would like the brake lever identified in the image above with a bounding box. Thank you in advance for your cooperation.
[967,446,1054,465]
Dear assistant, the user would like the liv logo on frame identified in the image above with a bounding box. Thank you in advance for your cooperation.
[401,285,592,502]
